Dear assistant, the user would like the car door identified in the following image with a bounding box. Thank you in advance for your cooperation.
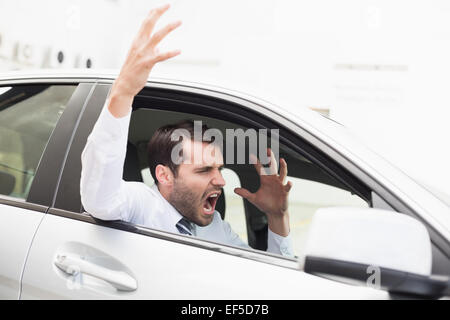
[0,81,91,299]
[20,81,392,299]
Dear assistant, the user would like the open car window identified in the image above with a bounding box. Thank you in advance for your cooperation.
[124,107,370,257]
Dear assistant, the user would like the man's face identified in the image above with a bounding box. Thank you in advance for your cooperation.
[168,139,225,226]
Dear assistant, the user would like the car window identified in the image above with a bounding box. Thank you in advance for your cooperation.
[221,168,248,243]
[123,107,370,257]
[0,85,75,200]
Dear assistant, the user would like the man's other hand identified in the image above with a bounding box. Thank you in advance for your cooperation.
[234,149,292,237]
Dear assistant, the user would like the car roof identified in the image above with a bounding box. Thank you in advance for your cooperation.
[0,69,119,81]
[0,69,337,133]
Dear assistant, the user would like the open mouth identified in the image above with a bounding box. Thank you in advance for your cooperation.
[202,191,220,215]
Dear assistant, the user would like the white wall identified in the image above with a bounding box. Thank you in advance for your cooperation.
[1,0,449,196]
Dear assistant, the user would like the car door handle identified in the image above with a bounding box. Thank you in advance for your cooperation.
[54,252,137,292]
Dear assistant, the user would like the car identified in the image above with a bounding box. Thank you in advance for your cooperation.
[0,70,449,300]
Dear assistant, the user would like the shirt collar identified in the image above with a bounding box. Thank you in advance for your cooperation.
[150,184,196,232]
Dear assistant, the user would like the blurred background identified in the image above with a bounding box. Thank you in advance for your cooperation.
[0,0,449,199]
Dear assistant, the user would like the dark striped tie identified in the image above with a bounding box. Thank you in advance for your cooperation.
[176,218,194,236]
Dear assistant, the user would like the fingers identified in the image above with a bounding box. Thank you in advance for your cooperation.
[266,148,278,175]
[149,20,182,48]
[234,188,255,202]
[279,158,287,183]
[284,181,293,193]
[251,150,280,176]
[154,49,182,63]
[249,154,263,176]
[138,4,171,41]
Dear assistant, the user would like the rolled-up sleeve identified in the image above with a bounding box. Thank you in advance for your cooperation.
[267,229,294,257]
[219,212,294,257]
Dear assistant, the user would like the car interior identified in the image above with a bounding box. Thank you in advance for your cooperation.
[123,107,371,251]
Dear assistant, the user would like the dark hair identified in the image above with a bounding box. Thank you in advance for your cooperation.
[147,120,212,184]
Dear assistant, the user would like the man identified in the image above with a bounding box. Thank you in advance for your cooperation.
[80,4,294,256]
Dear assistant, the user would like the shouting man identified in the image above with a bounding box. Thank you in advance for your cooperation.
[80,4,294,256]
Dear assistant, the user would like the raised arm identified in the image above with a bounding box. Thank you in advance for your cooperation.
[109,4,181,118]
[80,4,181,220]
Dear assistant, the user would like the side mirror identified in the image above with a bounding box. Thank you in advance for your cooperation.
[302,207,449,299]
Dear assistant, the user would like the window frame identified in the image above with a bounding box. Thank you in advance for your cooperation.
[129,88,372,252]
[0,80,93,212]
[50,79,450,272]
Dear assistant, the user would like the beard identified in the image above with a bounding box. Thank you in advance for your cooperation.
[168,178,214,227]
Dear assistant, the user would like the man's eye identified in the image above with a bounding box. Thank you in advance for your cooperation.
[196,167,222,174]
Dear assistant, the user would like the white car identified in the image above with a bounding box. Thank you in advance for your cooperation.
[0,70,449,300]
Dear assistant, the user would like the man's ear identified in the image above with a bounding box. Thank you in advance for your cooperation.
[155,164,174,185]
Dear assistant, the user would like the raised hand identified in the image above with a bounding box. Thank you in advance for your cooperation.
[234,149,292,236]
[109,4,182,117]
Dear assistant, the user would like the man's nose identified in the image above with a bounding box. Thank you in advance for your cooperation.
[211,169,226,187]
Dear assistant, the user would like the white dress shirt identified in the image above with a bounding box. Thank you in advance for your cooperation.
[80,103,294,257]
